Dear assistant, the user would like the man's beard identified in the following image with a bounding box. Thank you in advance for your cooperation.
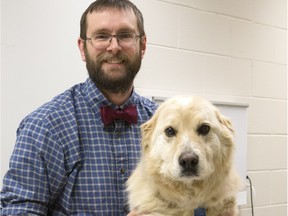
[85,49,142,94]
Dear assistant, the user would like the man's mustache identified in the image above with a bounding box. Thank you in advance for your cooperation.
[97,53,128,63]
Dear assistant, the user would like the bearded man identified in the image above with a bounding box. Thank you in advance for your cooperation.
[0,1,157,215]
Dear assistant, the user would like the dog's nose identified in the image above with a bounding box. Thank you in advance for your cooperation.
[179,152,199,169]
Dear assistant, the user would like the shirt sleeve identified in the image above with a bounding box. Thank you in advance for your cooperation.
[1,116,67,215]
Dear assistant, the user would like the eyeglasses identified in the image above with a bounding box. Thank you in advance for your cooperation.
[85,32,142,49]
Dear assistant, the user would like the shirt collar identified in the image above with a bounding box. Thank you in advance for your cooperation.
[83,78,140,111]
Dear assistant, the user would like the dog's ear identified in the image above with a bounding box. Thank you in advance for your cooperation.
[141,115,157,153]
[215,110,236,167]
[215,110,234,134]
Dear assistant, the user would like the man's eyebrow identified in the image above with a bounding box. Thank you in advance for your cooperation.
[90,28,110,35]
[90,27,136,35]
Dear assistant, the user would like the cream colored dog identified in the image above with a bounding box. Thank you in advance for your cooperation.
[127,96,242,216]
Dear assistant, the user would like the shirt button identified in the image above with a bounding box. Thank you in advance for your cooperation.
[120,168,126,174]
[117,131,122,137]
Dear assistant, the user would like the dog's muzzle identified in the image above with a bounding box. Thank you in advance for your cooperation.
[178,152,199,177]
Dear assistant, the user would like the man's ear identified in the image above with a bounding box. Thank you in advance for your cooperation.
[140,36,147,59]
[78,37,86,62]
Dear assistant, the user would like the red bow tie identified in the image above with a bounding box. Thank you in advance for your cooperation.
[100,105,138,127]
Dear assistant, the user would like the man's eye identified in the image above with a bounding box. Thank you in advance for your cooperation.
[118,32,133,40]
[93,34,110,41]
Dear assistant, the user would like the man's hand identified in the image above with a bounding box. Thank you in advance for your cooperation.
[127,209,137,216]
[127,209,150,216]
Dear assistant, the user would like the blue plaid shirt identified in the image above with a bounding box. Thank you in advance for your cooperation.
[1,78,157,216]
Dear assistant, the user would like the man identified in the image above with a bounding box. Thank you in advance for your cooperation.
[1,0,157,215]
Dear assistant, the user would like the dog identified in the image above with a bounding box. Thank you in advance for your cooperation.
[127,96,242,216]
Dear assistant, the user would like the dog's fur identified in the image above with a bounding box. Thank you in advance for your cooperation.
[127,96,242,216]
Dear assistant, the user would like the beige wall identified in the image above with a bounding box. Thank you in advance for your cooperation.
[132,0,287,215]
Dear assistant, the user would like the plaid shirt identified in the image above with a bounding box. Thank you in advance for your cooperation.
[1,78,157,216]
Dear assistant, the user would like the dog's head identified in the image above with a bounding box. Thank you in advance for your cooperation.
[141,96,235,183]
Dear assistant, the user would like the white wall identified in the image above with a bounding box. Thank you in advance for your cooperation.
[1,0,287,215]
[1,0,88,190]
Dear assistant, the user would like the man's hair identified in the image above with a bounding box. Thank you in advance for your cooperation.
[80,0,145,40]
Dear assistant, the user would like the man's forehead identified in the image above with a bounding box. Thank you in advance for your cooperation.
[86,8,138,32]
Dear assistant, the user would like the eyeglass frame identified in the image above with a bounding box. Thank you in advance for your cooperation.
[84,32,142,49]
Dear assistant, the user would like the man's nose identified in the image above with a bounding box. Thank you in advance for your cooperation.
[106,37,122,53]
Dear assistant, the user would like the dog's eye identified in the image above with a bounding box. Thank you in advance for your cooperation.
[165,127,177,137]
[197,124,210,136]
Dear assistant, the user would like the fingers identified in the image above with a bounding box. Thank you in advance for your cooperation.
[127,209,151,216]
